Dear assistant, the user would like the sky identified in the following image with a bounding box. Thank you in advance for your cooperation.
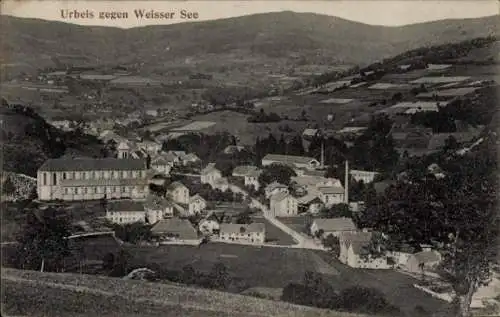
[1,0,498,28]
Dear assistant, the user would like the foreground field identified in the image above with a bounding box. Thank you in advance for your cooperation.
[1,268,367,317]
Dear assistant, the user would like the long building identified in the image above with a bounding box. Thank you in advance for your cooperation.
[37,157,149,201]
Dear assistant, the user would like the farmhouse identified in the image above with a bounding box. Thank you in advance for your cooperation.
[150,217,199,243]
[219,223,266,244]
[339,231,391,269]
[262,154,320,170]
[37,157,149,201]
[105,200,145,224]
[269,192,298,217]
[167,181,190,205]
[310,217,357,238]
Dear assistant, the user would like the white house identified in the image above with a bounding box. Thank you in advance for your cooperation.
[167,181,190,205]
[310,217,357,238]
[144,194,174,224]
[232,165,262,190]
[218,223,266,244]
[262,154,320,171]
[264,181,289,199]
[350,170,379,184]
[317,186,345,207]
[338,231,392,269]
[106,200,145,224]
[189,194,207,215]
[200,164,222,186]
[213,177,230,191]
[180,153,200,166]
[269,192,298,217]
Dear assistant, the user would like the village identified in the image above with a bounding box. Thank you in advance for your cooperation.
[1,12,499,317]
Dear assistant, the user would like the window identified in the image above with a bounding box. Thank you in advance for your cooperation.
[64,188,69,194]
[52,173,57,185]
[63,172,67,180]
[84,187,88,194]
[43,173,47,185]
[121,187,126,193]
[94,187,98,194]
[82,172,86,180]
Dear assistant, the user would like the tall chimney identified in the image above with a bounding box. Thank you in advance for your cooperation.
[320,141,325,169]
[344,160,349,204]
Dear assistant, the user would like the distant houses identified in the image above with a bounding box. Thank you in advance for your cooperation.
[201,164,223,186]
[232,165,262,190]
[150,217,199,244]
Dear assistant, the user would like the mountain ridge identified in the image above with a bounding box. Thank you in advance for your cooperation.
[1,12,498,70]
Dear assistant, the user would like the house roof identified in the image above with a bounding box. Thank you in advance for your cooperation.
[412,250,441,264]
[183,153,200,161]
[201,165,221,175]
[270,191,294,202]
[107,200,145,212]
[313,218,357,232]
[39,158,147,172]
[219,223,265,234]
[317,186,344,195]
[265,181,287,192]
[232,165,259,176]
[339,231,373,255]
[144,195,172,210]
[168,181,187,191]
[150,218,198,239]
[189,194,206,203]
[297,194,322,205]
[151,155,170,165]
[262,154,318,165]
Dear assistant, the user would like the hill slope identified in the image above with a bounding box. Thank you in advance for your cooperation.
[1,100,107,176]
[1,12,498,70]
[1,268,370,317]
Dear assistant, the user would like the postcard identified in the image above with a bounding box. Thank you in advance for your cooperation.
[1,1,499,317]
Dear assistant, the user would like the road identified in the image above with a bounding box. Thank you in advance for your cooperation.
[228,184,323,250]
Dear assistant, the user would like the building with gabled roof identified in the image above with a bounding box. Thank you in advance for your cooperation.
[310,217,357,238]
[150,217,199,242]
[317,186,345,207]
[200,164,222,186]
[105,199,145,224]
[219,223,266,244]
[269,192,298,217]
[37,157,149,201]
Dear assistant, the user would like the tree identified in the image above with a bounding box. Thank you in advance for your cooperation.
[319,203,352,219]
[2,176,16,196]
[258,164,297,188]
[16,209,71,272]
[208,262,231,290]
[235,210,252,224]
[322,234,340,257]
[362,142,498,317]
